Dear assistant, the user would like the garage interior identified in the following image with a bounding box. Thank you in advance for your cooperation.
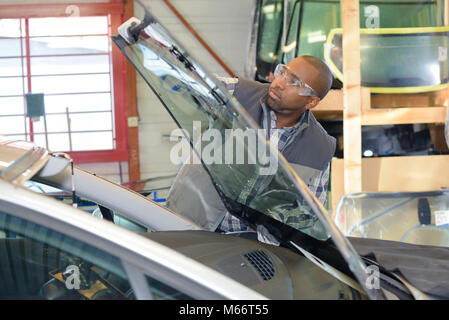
[0,0,449,284]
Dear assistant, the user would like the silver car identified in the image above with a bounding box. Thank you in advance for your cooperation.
[0,137,268,300]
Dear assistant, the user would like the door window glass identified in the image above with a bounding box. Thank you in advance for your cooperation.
[0,210,133,299]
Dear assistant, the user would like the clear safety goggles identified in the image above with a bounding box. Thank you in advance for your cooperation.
[273,64,318,97]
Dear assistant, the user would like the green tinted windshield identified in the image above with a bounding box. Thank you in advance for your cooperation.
[291,0,441,60]
[112,10,385,299]
[114,22,327,240]
[326,27,449,93]
[114,25,329,240]
[254,0,443,82]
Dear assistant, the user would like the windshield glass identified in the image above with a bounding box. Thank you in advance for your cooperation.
[326,27,449,93]
[255,0,284,82]
[253,0,442,82]
[114,20,328,241]
[336,190,449,247]
[112,9,384,299]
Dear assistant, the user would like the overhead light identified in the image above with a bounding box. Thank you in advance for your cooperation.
[363,150,374,157]
[262,4,275,14]
[282,41,296,53]
[307,31,326,43]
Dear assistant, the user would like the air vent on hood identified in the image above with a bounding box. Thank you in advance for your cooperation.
[244,250,275,281]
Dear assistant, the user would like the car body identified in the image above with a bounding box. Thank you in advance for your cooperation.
[0,138,268,299]
[0,136,367,300]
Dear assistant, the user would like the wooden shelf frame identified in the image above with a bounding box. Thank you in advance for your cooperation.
[314,90,448,126]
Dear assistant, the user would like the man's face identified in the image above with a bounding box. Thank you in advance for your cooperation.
[266,58,319,116]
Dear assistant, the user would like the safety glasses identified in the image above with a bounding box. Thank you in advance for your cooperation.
[274,64,318,97]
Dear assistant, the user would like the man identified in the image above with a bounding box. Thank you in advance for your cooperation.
[166,55,335,236]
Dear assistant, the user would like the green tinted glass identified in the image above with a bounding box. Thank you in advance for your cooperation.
[326,28,449,93]
[114,24,329,240]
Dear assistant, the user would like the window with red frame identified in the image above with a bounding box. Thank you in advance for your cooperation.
[0,9,127,163]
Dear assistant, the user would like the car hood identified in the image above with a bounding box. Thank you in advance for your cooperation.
[111,4,383,299]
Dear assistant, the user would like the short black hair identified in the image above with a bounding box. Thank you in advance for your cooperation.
[301,55,333,99]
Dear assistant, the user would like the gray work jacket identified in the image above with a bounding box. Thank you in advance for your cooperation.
[165,79,336,231]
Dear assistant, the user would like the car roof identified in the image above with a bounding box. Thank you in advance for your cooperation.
[0,135,201,232]
[0,136,50,185]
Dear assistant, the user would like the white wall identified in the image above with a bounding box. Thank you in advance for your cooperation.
[134,0,255,188]
[136,0,254,77]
